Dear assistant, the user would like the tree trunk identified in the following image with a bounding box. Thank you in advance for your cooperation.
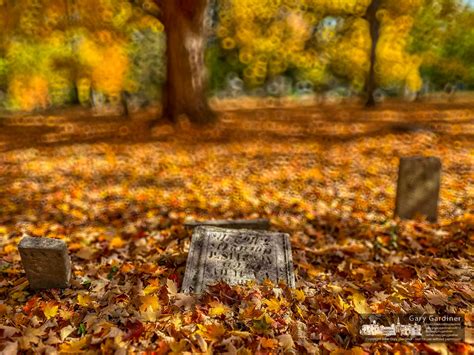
[364,0,381,107]
[160,0,216,124]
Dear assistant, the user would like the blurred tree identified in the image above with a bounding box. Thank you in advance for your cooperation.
[0,0,471,114]
[364,0,380,106]
[140,0,216,124]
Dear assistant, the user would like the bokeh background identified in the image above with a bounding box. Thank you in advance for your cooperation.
[0,0,473,113]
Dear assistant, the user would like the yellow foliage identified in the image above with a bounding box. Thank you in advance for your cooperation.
[9,75,49,111]
[376,9,423,92]
[77,293,93,308]
[59,337,88,353]
[351,292,371,314]
[209,301,230,317]
[78,34,129,99]
[43,302,59,319]
[140,295,160,312]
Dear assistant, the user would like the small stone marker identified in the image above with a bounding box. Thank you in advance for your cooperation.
[395,156,441,222]
[18,236,71,290]
[184,218,270,230]
[182,226,295,293]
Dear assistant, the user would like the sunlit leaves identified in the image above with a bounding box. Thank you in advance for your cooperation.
[42,302,59,319]
[351,292,371,314]
[0,107,472,353]
[208,301,230,317]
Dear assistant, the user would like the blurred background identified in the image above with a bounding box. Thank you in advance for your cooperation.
[0,0,472,114]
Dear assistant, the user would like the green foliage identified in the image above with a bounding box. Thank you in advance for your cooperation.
[126,28,166,104]
[410,0,474,90]
[206,42,246,94]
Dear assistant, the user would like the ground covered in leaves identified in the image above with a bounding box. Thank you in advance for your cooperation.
[0,100,473,353]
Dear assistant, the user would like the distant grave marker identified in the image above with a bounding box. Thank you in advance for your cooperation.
[18,237,71,290]
[182,226,295,293]
[184,218,270,230]
[395,156,441,222]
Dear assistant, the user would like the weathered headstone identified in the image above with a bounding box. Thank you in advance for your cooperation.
[18,236,71,290]
[184,218,270,230]
[395,156,441,222]
[182,226,295,293]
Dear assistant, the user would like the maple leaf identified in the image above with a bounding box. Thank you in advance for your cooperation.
[260,337,278,349]
[352,292,371,314]
[77,294,93,308]
[18,326,46,349]
[124,320,145,341]
[293,289,306,302]
[23,296,40,315]
[60,325,75,341]
[42,302,59,319]
[250,313,275,334]
[208,301,229,317]
[196,323,226,341]
[140,295,160,312]
[143,284,160,295]
[337,295,351,311]
[59,337,89,352]
[0,325,20,339]
[174,293,196,310]
[425,289,448,306]
[169,339,189,354]
[167,279,178,297]
[263,298,281,312]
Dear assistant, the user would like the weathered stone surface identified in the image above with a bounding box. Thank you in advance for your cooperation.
[182,226,295,293]
[184,218,270,230]
[18,236,71,290]
[395,156,441,222]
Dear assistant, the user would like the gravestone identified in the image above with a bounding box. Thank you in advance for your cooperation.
[182,226,295,293]
[395,156,441,222]
[18,236,71,290]
[184,218,270,230]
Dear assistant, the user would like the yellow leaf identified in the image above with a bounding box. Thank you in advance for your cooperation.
[77,294,93,308]
[263,298,281,312]
[59,337,88,352]
[229,330,251,338]
[337,295,351,311]
[109,237,125,249]
[143,285,160,295]
[171,314,182,330]
[208,301,229,317]
[169,339,188,353]
[140,295,160,312]
[295,305,305,318]
[3,244,16,253]
[261,337,278,349]
[352,292,371,314]
[293,289,306,302]
[196,323,226,341]
[43,302,58,319]
[59,309,75,321]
